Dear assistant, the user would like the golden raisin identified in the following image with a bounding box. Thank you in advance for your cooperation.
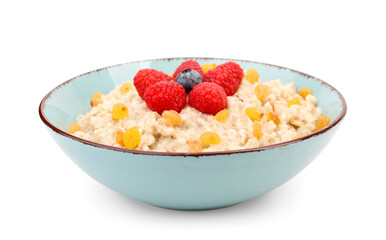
[91,98,103,107]
[287,97,301,107]
[122,127,141,149]
[268,98,276,111]
[253,121,263,140]
[91,92,103,107]
[201,63,217,73]
[295,132,306,139]
[298,87,312,99]
[246,68,260,83]
[68,122,82,134]
[200,132,221,145]
[214,109,230,122]
[289,119,301,129]
[116,129,124,146]
[112,103,128,120]
[313,116,331,132]
[266,112,280,125]
[120,82,133,94]
[245,107,262,121]
[187,140,203,152]
[255,84,271,101]
[162,110,182,125]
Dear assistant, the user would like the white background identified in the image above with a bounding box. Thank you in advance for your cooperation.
[1,0,385,239]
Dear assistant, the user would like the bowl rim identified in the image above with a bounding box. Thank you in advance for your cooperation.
[39,57,347,157]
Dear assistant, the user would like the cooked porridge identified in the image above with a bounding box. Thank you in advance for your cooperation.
[68,61,330,152]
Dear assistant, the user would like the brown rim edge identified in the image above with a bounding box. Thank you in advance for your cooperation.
[39,57,347,157]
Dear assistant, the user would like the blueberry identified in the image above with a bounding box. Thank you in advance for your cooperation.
[175,69,203,94]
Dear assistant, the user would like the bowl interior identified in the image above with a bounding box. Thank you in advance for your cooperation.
[42,58,345,137]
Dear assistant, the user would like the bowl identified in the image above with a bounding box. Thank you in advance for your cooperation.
[39,58,347,210]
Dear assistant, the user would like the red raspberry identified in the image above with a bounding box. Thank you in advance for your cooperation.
[133,69,174,98]
[143,81,187,114]
[173,60,204,79]
[203,61,244,96]
[188,82,227,115]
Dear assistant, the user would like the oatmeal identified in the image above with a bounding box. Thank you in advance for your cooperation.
[70,61,330,152]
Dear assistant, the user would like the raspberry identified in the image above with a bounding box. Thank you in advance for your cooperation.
[188,82,227,115]
[203,61,243,96]
[133,69,173,98]
[143,81,187,114]
[173,60,204,79]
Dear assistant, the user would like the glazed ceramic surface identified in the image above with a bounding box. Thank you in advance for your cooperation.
[39,58,346,210]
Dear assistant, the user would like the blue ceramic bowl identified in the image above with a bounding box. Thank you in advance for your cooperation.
[39,58,347,210]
